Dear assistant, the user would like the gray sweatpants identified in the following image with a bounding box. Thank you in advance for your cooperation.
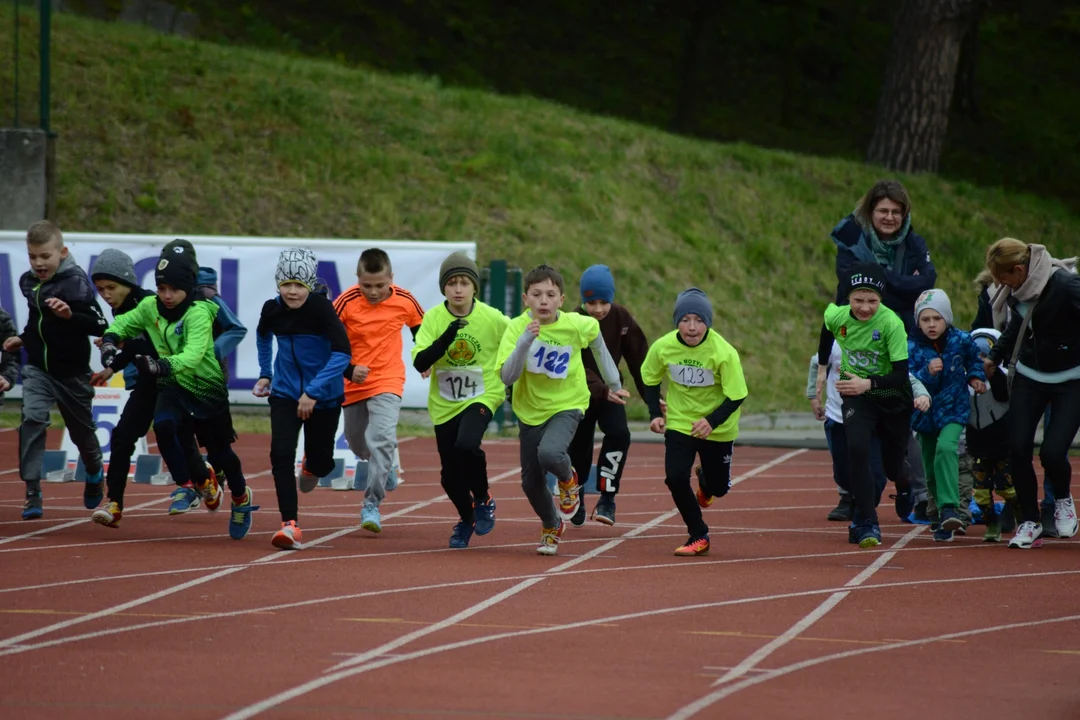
[343,392,401,508]
[20,365,102,485]
[519,410,583,528]
[905,433,928,504]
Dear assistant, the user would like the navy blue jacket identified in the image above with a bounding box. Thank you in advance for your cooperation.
[256,293,351,408]
[908,326,985,433]
[832,215,937,333]
[18,254,108,377]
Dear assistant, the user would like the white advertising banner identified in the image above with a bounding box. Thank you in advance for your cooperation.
[59,386,148,473]
[0,232,475,408]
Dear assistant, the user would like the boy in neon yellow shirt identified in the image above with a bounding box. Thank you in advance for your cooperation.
[497,265,626,556]
[413,253,508,549]
[815,262,913,549]
[643,288,748,557]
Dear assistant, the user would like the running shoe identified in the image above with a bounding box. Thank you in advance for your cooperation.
[473,494,496,535]
[536,520,566,556]
[228,487,259,540]
[449,521,475,549]
[556,470,581,520]
[674,536,710,557]
[92,501,123,529]
[272,520,303,550]
[168,485,202,515]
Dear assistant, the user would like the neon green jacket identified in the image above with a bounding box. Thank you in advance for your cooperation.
[103,297,227,403]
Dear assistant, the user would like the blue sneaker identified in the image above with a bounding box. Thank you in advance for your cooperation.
[22,492,43,521]
[940,507,964,532]
[228,487,259,540]
[385,469,398,492]
[83,468,105,510]
[361,502,382,534]
[855,520,881,549]
[933,527,954,543]
[474,494,496,535]
[168,486,202,515]
[449,521,475,548]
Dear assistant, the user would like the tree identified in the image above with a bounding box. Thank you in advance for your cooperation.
[866,0,985,173]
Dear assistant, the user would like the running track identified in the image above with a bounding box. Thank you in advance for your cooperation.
[1,428,1078,719]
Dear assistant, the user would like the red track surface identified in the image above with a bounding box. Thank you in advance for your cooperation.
[1,427,1078,719]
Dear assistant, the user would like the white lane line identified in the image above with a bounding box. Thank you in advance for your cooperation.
[226,449,808,715]
[708,524,924,687]
[0,466,521,648]
[0,495,173,547]
[666,614,1080,719]
[218,568,1080,720]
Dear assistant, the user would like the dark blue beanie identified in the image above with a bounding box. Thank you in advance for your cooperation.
[580,264,615,303]
[673,287,713,328]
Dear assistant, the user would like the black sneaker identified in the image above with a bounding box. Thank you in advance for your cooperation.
[570,497,587,527]
[1040,505,1060,538]
[893,490,913,521]
[827,495,854,522]
[591,493,616,525]
[912,500,930,523]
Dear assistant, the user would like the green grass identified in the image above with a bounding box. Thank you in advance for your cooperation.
[3,8,1079,414]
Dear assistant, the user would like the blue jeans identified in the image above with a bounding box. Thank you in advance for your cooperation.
[824,419,887,502]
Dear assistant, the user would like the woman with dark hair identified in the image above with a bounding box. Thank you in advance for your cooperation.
[820,180,938,521]
[983,238,1080,549]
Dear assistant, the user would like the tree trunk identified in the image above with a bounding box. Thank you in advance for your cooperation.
[953,1,989,121]
[866,0,983,173]
[670,0,711,134]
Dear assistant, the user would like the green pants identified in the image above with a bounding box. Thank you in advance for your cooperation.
[927,451,974,524]
[917,423,963,511]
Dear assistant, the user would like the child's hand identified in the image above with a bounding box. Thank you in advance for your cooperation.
[252,378,271,398]
[526,319,540,337]
[297,393,316,420]
[969,378,987,394]
[3,336,23,353]
[815,364,827,404]
[649,416,665,434]
[928,358,943,376]
[351,365,370,383]
[94,337,103,348]
[810,396,824,421]
[421,369,432,379]
[134,355,170,377]
[913,395,931,412]
[44,298,72,319]
[983,357,996,378]
[607,388,630,405]
[660,398,667,416]
[90,368,114,387]
[835,376,871,396]
[690,418,713,439]
[0,377,10,392]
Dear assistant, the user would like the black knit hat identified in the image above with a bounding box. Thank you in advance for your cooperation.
[155,253,197,295]
[848,262,886,297]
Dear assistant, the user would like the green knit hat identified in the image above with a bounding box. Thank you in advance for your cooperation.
[439,252,480,294]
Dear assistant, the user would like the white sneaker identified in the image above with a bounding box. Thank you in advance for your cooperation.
[1008,521,1043,549]
[1054,496,1078,538]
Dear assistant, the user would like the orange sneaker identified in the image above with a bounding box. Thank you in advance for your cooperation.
[537,520,566,556]
[674,536,710,557]
[556,470,581,520]
[272,520,303,550]
[694,465,714,508]
[298,456,319,494]
[197,463,223,512]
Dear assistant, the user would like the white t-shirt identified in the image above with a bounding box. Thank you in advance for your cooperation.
[824,341,843,423]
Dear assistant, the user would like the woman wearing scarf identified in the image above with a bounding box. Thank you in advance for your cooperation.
[983,238,1080,549]
[821,180,937,521]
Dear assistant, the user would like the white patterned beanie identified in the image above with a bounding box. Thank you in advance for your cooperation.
[276,247,318,289]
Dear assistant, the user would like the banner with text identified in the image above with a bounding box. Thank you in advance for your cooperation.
[0,232,475,408]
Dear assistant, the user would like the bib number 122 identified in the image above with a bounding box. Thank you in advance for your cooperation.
[529,342,571,379]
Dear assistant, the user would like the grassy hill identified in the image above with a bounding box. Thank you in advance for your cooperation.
[3,8,1079,416]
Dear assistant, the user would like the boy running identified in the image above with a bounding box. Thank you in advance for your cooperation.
[255,248,351,550]
[643,288,748,557]
[335,248,424,534]
[4,221,108,520]
[98,243,257,538]
[816,263,913,548]
[497,264,626,556]
[567,265,648,526]
[413,252,508,548]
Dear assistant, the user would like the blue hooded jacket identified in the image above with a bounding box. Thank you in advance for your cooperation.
[196,267,247,363]
[908,326,985,433]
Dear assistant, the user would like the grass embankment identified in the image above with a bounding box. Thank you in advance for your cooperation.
[2,8,1078,418]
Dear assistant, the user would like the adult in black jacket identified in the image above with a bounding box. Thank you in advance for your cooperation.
[983,238,1080,549]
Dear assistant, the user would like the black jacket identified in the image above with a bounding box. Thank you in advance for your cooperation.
[18,254,108,377]
[988,269,1080,375]
[0,306,19,395]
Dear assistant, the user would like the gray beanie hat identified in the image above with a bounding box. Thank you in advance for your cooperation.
[91,249,138,288]
[439,252,480,293]
[915,288,953,327]
[673,287,713,328]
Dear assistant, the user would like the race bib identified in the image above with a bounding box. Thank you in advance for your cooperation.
[844,349,881,373]
[669,363,715,387]
[436,367,485,402]
[527,340,573,380]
